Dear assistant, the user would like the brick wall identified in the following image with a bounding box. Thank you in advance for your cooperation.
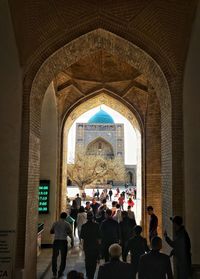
[145,88,162,238]
[17,29,177,277]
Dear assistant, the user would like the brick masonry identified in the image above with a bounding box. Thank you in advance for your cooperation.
[12,4,196,273]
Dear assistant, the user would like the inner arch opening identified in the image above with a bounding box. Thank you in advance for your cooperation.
[62,94,142,224]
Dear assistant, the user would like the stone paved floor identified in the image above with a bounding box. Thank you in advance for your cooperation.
[39,189,140,279]
[41,237,99,279]
[37,248,52,278]
[39,237,134,279]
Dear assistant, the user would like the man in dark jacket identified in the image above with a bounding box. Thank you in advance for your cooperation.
[96,198,107,224]
[124,225,149,277]
[147,205,158,242]
[80,212,101,279]
[100,209,120,261]
[97,244,133,279]
[90,198,100,217]
[138,236,173,279]
[119,211,134,261]
[108,189,113,201]
[164,216,191,279]
[75,193,81,209]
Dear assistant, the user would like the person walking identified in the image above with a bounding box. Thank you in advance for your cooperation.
[147,205,158,242]
[119,211,134,261]
[111,201,117,216]
[82,191,86,201]
[124,225,149,277]
[91,198,100,218]
[100,209,120,262]
[113,204,122,223]
[127,205,136,226]
[96,189,100,201]
[164,216,192,279]
[118,194,125,210]
[76,206,87,241]
[85,201,92,213]
[50,212,74,278]
[96,198,107,223]
[108,188,113,201]
[75,193,82,209]
[115,187,120,198]
[138,236,173,279]
[97,244,133,279]
[134,188,137,199]
[70,200,79,236]
[128,197,135,207]
[80,212,101,279]
[100,191,105,202]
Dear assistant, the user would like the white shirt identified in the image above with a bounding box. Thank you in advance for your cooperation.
[77,212,87,228]
[51,219,72,240]
[113,209,122,223]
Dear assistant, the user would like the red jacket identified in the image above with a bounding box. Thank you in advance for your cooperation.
[128,199,134,207]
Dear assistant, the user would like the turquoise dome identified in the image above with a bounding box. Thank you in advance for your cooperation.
[88,109,114,124]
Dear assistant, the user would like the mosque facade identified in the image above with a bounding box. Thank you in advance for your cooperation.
[75,109,136,187]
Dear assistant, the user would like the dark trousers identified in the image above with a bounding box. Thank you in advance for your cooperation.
[177,263,192,279]
[121,240,130,262]
[85,251,99,279]
[52,240,68,276]
[74,221,77,236]
[130,257,139,279]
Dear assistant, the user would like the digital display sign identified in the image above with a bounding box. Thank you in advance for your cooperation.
[38,180,50,214]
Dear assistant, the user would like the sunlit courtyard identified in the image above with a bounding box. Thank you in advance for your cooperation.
[65,101,142,225]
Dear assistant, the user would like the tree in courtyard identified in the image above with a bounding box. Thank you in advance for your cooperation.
[67,148,125,191]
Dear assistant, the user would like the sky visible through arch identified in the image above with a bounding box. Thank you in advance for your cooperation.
[67,105,138,164]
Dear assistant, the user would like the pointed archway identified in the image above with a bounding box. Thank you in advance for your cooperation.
[17,29,171,277]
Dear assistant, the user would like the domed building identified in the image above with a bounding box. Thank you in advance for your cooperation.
[88,109,115,124]
[75,108,136,186]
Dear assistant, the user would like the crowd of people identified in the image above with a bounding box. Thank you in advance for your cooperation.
[90,187,137,202]
[50,191,192,279]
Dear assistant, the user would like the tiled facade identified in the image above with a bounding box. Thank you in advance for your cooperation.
[76,123,124,160]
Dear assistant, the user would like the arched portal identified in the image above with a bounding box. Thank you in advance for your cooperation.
[86,137,114,158]
[62,93,142,210]
[64,96,142,225]
[17,29,171,277]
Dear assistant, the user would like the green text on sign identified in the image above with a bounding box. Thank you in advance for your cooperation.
[38,180,50,214]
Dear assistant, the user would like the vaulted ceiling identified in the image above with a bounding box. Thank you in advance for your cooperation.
[9,0,197,75]
[8,0,198,123]
[55,51,150,121]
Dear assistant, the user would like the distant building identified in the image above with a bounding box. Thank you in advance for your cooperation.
[74,109,136,187]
